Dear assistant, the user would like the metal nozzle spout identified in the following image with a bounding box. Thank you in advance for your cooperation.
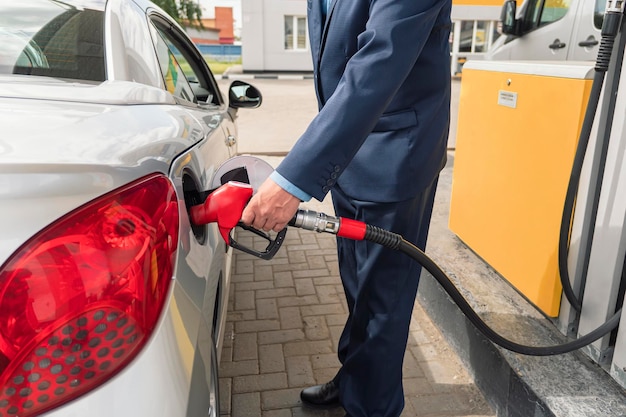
[289,209,341,234]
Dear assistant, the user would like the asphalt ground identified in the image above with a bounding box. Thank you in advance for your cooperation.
[214,77,494,417]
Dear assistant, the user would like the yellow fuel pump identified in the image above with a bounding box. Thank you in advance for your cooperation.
[449,62,594,317]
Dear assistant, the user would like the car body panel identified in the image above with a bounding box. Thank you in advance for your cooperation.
[106,0,169,88]
[0,76,176,104]
[0,89,205,258]
[0,0,257,415]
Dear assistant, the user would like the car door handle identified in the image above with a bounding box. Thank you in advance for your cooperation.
[549,39,567,49]
[578,35,599,47]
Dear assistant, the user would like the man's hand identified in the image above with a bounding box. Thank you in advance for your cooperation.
[241,178,301,232]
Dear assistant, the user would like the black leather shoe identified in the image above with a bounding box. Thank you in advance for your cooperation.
[300,380,340,407]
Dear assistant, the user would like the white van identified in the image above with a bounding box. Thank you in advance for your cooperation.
[487,0,607,61]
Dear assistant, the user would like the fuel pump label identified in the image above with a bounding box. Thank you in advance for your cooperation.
[498,90,518,108]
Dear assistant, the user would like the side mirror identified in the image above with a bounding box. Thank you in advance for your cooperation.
[500,0,519,36]
[228,80,262,109]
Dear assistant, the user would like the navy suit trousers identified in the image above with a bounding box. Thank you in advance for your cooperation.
[330,178,439,417]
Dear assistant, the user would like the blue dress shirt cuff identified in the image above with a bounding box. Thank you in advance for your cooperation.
[270,171,312,202]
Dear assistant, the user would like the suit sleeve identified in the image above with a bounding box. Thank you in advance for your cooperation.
[276,0,450,201]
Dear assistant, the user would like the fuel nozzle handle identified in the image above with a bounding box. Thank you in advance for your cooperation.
[190,181,253,243]
[190,181,287,260]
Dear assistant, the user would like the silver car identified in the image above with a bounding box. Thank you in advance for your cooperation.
[0,1,261,416]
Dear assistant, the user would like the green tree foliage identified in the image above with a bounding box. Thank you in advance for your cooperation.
[152,0,203,27]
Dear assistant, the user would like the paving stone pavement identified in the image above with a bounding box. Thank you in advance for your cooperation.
[218,190,495,417]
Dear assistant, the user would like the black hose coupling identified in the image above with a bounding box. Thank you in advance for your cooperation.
[363,225,402,250]
[597,0,625,71]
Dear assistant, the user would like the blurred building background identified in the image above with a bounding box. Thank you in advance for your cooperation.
[186,6,242,62]
[240,0,504,75]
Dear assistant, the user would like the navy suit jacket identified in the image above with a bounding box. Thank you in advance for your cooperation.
[276,0,452,203]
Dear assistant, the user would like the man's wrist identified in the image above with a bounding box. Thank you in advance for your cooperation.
[269,171,312,202]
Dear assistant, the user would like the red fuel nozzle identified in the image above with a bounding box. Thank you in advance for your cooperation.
[190,181,253,243]
[190,181,287,260]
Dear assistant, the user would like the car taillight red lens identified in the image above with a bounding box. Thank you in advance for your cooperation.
[0,174,179,417]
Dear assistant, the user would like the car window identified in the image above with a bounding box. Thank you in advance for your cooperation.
[152,27,197,103]
[521,0,572,32]
[149,16,220,106]
[0,0,105,82]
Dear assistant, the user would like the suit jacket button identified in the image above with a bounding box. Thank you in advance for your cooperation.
[326,179,335,186]
[322,186,330,193]
[330,172,337,179]
[334,165,341,172]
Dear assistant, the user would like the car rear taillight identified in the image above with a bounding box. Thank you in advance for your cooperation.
[0,174,179,417]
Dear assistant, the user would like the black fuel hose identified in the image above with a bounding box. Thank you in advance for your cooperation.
[288,211,623,356]
[557,70,604,312]
[364,224,623,356]
[558,8,625,312]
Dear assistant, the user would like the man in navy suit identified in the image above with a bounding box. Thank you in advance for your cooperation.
[241,0,452,415]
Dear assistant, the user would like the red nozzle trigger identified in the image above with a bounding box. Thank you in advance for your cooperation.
[190,181,253,243]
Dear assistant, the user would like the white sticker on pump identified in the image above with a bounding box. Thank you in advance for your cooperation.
[498,90,518,108]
